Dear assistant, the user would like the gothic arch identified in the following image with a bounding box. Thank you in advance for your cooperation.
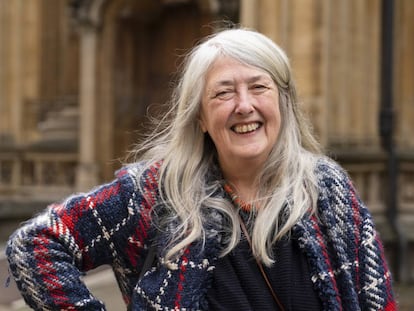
[71,0,239,182]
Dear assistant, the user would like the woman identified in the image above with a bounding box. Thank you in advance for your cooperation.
[7,28,396,310]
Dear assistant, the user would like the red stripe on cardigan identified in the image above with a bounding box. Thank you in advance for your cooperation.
[175,248,190,309]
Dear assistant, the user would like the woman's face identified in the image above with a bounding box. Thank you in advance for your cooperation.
[199,56,281,173]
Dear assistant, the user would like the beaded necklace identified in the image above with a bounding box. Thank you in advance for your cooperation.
[223,183,254,212]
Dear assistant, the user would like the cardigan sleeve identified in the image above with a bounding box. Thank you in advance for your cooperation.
[6,163,157,310]
[351,182,397,310]
[314,158,397,311]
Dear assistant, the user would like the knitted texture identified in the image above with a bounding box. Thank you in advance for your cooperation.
[6,158,396,310]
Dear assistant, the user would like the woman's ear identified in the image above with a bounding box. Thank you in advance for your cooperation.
[198,116,207,133]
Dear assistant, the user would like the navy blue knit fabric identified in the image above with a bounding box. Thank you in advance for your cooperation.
[207,235,322,310]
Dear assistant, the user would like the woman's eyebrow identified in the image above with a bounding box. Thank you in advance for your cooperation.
[212,74,270,87]
[211,80,234,88]
[246,74,272,84]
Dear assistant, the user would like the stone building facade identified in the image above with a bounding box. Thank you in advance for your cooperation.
[0,0,413,281]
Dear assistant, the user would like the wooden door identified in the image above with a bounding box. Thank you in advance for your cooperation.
[112,3,215,163]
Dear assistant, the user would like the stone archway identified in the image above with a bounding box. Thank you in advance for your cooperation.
[70,0,239,184]
[94,0,238,181]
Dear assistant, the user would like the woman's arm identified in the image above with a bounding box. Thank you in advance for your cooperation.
[317,158,397,310]
[6,166,152,310]
[352,188,397,310]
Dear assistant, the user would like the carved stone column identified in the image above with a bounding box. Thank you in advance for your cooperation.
[70,0,108,191]
[76,25,99,191]
[6,0,24,144]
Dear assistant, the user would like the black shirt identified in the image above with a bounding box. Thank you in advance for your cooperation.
[206,230,322,310]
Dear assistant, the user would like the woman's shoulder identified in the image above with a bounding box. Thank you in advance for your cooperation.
[312,156,359,204]
[314,156,351,187]
[115,160,162,188]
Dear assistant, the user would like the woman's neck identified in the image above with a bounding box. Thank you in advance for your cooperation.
[221,163,261,203]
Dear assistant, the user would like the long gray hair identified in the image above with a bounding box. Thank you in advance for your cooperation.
[132,28,321,265]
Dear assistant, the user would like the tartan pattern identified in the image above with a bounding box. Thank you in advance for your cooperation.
[294,160,396,310]
[6,158,396,310]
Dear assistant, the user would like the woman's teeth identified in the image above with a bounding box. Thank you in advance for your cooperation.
[233,123,260,134]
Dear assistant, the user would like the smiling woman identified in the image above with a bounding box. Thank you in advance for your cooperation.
[6,28,396,310]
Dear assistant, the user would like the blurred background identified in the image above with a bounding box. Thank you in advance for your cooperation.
[0,0,413,309]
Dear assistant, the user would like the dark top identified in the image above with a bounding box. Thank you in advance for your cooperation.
[206,226,322,310]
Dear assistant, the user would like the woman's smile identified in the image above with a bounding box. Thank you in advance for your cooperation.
[231,122,262,134]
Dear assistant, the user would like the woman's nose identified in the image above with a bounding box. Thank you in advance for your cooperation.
[234,91,254,114]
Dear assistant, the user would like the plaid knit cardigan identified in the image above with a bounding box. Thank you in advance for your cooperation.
[6,158,396,310]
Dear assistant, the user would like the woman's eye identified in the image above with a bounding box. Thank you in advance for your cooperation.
[215,90,233,99]
[250,84,269,94]
[253,84,267,90]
